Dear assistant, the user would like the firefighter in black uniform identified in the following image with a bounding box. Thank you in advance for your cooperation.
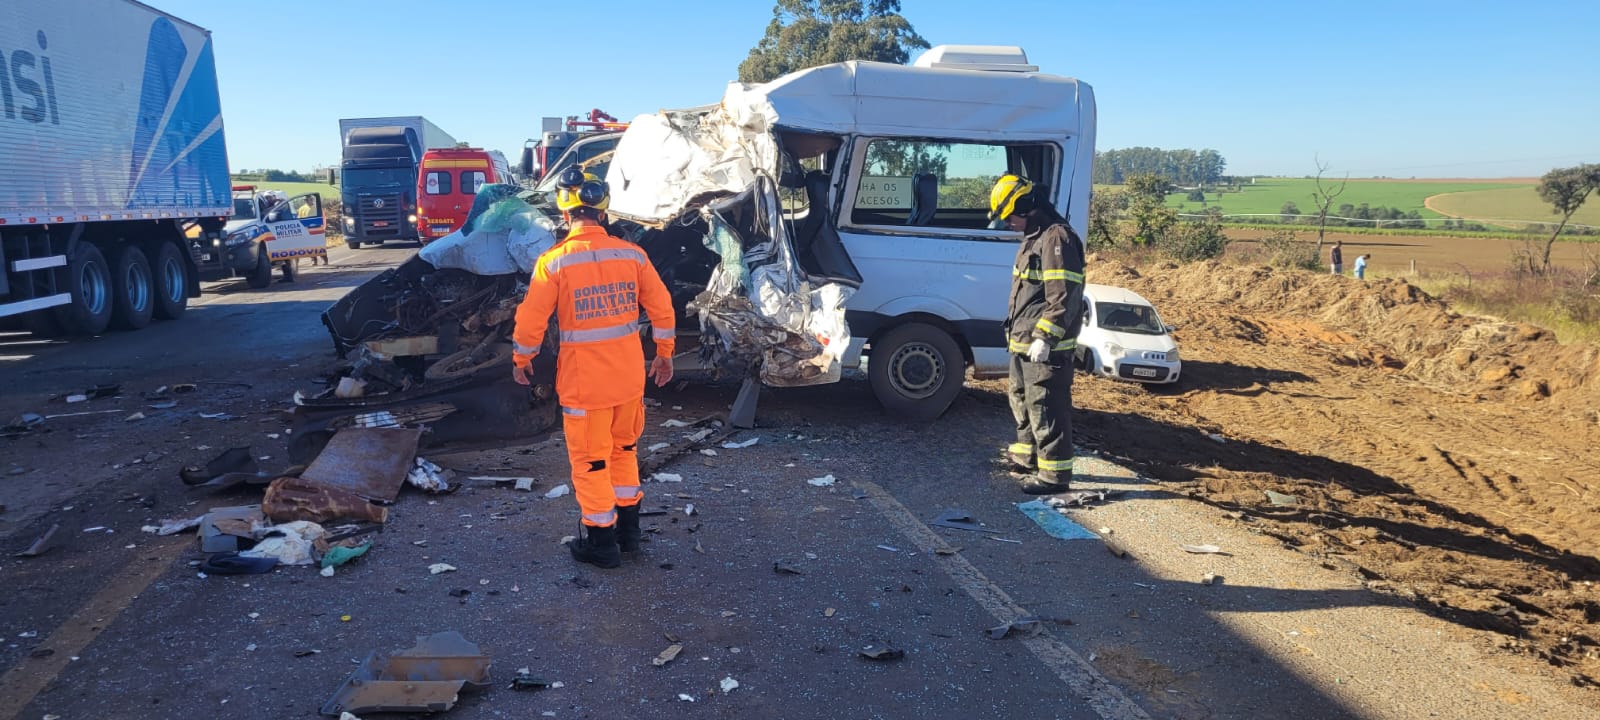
[990,174,1087,494]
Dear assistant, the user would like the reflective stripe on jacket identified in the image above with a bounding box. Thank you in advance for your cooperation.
[1007,215,1086,355]
[512,225,677,409]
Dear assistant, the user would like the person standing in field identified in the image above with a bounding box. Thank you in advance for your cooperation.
[1329,240,1344,275]
[1355,253,1369,280]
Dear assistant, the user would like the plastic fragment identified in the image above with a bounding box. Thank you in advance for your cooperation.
[721,437,759,449]
[429,563,458,575]
[652,643,684,667]
[859,645,904,661]
[544,484,571,499]
[1180,544,1224,554]
[651,473,683,483]
[807,475,836,487]
[661,419,691,428]
[720,676,739,693]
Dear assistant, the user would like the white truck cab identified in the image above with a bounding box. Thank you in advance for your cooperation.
[604,45,1096,419]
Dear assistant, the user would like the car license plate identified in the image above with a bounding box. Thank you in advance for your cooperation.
[1132,367,1159,378]
[373,221,389,227]
[200,253,213,262]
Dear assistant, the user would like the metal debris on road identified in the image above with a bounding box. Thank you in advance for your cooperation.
[429,563,458,574]
[16,523,61,558]
[988,537,1023,544]
[198,412,233,420]
[295,649,321,658]
[930,509,1001,534]
[1044,490,1118,508]
[198,505,268,553]
[300,427,424,503]
[652,644,684,667]
[263,477,390,525]
[858,645,905,661]
[122,411,145,422]
[807,474,836,487]
[721,437,759,449]
[773,562,804,575]
[406,457,454,493]
[1180,544,1226,554]
[509,671,556,691]
[321,632,491,716]
[543,484,570,499]
[1016,500,1100,540]
[179,447,260,486]
[650,473,683,483]
[876,544,900,552]
[198,552,278,575]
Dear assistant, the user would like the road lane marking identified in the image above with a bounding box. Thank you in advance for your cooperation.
[853,479,1152,720]
[0,538,183,720]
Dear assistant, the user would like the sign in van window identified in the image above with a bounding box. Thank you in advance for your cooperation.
[854,176,914,209]
[425,171,452,195]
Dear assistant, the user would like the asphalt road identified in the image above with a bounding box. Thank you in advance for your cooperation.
[0,242,1593,719]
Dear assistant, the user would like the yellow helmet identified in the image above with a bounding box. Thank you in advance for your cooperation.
[555,168,610,213]
[988,174,1035,221]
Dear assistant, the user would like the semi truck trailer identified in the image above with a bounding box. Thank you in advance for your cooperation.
[1,0,231,335]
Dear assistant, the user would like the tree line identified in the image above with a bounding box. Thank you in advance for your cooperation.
[1094,147,1227,186]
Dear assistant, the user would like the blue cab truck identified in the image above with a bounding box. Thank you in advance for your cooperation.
[0,0,230,336]
[337,117,456,249]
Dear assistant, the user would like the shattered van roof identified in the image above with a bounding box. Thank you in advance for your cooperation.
[724,60,1093,142]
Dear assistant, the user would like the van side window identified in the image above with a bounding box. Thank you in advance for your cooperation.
[847,139,1058,234]
[461,171,488,195]
[424,171,452,195]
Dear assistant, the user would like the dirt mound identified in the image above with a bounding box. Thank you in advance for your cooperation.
[1090,260,1600,415]
[1073,260,1600,688]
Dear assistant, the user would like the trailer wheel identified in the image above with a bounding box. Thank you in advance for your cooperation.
[246,248,273,289]
[345,239,364,250]
[61,244,114,336]
[111,245,155,330]
[867,322,966,421]
[151,241,189,320]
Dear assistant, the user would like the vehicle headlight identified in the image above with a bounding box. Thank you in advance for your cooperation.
[407,214,418,223]
[212,238,222,247]
[1168,348,1180,362]
[224,231,252,247]
[1106,342,1125,358]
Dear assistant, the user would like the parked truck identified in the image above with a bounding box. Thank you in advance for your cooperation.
[519,109,627,182]
[337,117,456,248]
[1,0,228,336]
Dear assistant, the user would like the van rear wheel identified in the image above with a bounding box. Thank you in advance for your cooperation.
[868,322,965,421]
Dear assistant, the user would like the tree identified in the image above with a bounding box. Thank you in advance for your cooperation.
[1280,200,1301,224]
[1309,156,1348,260]
[1125,174,1177,246]
[1534,163,1600,273]
[1087,189,1128,250]
[738,0,928,84]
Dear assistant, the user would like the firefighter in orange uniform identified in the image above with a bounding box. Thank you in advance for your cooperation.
[512,168,676,568]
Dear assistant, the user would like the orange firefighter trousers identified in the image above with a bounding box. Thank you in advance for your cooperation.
[562,399,644,527]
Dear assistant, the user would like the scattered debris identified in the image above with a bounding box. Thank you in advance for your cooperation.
[651,473,683,483]
[807,475,836,487]
[199,505,267,553]
[720,676,740,693]
[1202,573,1222,586]
[198,552,279,575]
[82,526,109,533]
[1180,544,1226,555]
[429,563,458,575]
[1264,490,1300,507]
[930,509,1000,534]
[263,477,389,524]
[65,394,88,403]
[321,540,373,569]
[678,694,696,702]
[124,411,146,422]
[172,383,197,393]
[406,457,454,493]
[661,419,691,428]
[149,401,179,410]
[15,523,59,558]
[299,427,424,503]
[1207,433,1227,443]
[239,521,326,566]
[986,616,1073,640]
[772,562,804,575]
[876,544,900,553]
[652,644,684,667]
[448,588,472,599]
[296,649,322,658]
[1044,490,1118,508]
[1017,500,1100,540]
[858,645,904,661]
[684,503,697,516]
[509,672,556,691]
[321,632,491,716]
[700,449,718,457]
[2,413,44,434]
[179,447,259,486]
[1104,539,1129,558]
[320,566,336,577]
[825,607,836,617]
[334,377,367,399]
[198,412,232,420]
[721,437,759,449]
[647,443,670,453]
[514,478,535,492]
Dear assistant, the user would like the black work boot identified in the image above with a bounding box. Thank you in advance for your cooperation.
[616,505,642,553]
[1020,474,1072,495]
[567,524,622,569]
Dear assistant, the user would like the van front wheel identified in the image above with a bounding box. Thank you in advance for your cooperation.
[868,322,965,421]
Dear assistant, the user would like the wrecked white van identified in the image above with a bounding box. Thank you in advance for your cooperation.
[605,45,1096,419]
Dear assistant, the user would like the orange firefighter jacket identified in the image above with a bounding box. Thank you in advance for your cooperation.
[512,224,676,410]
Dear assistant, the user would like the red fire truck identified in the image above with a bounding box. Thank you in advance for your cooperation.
[519,109,629,182]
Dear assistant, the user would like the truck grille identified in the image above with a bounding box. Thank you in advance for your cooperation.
[358,194,404,238]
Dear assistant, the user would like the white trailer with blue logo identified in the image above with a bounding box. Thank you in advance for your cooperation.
[0,0,231,335]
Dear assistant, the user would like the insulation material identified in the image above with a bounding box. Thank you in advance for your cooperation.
[607,107,780,226]
[420,202,558,276]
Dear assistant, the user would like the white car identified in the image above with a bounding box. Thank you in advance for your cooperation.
[1075,284,1181,384]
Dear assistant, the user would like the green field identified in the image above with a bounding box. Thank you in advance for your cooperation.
[237,181,340,200]
[1426,186,1600,228]
[1161,178,1528,219]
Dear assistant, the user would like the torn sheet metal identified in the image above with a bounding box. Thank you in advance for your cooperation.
[320,631,491,717]
[299,428,423,503]
[1016,499,1100,540]
[691,177,853,386]
[199,506,268,553]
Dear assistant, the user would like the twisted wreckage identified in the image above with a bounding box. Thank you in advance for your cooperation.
[293,94,861,461]
[294,45,1097,454]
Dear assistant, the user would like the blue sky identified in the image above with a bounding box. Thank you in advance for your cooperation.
[156,0,1599,178]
